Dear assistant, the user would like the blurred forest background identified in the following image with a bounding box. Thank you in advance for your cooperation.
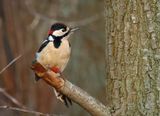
[0,0,105,115]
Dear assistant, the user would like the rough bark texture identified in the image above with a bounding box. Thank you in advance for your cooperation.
[105,0,160,116]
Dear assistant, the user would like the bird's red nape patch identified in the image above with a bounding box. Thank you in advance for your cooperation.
[48,30,54,35]
[50,66,60,73]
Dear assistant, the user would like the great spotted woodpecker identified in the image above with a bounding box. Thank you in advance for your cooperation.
[35,23,79,107]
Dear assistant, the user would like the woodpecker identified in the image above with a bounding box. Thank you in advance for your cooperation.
[34,23,78,107]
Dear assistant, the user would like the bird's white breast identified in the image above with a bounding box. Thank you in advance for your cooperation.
[36,39,71,72]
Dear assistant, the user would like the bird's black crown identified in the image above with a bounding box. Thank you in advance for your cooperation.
[51,23,67,31]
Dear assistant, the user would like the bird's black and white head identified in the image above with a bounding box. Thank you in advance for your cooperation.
[45,23,78,48]
[48,23,78,40]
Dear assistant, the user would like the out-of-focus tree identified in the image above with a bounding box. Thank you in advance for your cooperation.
[105,0,160,115]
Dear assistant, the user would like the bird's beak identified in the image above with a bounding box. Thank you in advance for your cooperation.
[70,27,79,32]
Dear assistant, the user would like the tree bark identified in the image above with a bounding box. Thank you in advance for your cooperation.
[105,0,160,116]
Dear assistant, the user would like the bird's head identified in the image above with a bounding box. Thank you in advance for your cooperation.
[48,23,79,39]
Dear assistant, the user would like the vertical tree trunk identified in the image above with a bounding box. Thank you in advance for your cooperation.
[105,0,160,115]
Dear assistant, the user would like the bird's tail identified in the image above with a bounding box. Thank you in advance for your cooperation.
[53,88,72,107]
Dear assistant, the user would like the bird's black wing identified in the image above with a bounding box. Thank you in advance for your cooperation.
[37,40,50,53]
[33,40,50,81]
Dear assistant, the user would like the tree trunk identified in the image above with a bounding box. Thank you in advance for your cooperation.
[105,0,160,116]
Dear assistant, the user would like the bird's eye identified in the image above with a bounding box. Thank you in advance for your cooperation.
[62,28,66,32]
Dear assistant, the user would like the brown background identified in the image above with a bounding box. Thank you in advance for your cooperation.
[0,0,105,115]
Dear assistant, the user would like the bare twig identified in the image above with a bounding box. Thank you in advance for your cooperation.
[67,13,101,27]
[31,62,111,116]
[25,0,102,27]
[29,15,40,29]
[0,88,60,116]
[0,106,58,116]
[0,88,24,108]
[0,55,22,74]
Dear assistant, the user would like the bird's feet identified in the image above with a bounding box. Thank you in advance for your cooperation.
[50,66,65,80]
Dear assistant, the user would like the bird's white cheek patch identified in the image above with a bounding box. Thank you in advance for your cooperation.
[53,30,64,37]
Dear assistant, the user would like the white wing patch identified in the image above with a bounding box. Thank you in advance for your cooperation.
[35,53,40,59]
[48,35,54,41]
